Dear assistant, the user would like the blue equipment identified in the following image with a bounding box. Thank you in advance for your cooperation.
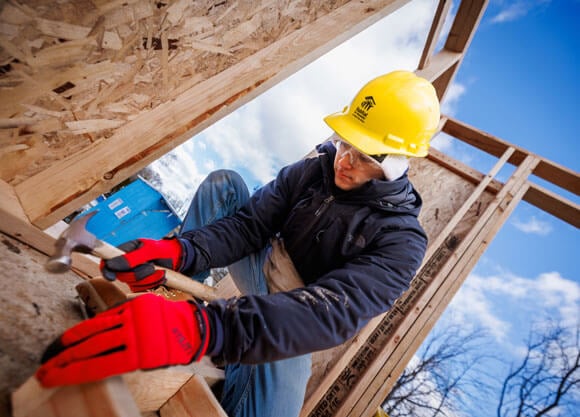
[80,177,182,246]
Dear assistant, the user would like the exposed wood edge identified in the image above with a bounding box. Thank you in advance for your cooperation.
[419,0,487,100]
[443,116,580,195]
[0,179,55,255]
[418,0,453,70]
[300,314,385,416]
[124,362,224,413]
[444,0,488,53]
[415,48,461,83]
[524,182,580,228]
[12,376,140,417]
[15,0,411,229]
[160,374,227,417]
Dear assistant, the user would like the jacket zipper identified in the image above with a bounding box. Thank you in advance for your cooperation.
[314,195,335,217]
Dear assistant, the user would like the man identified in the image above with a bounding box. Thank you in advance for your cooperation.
[36,70,440,417]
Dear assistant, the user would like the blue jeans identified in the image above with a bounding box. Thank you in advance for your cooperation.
[179,170,312,417]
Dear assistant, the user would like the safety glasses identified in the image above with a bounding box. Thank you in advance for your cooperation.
[332,139,386,168]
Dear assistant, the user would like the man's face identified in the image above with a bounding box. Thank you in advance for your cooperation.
[333,139,385,191]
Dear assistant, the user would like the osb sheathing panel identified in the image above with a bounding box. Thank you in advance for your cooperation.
[0,0,411,228]
[0,0,342,183]
[305,155,495,401]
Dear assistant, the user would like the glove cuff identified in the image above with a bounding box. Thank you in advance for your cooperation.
[178,237,196,273]
[190,302,211,362]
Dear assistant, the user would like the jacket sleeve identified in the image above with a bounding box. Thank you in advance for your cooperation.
[179,161,311,274]
[206,221,427,364]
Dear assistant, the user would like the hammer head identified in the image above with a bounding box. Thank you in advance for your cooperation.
[46,211,99,273]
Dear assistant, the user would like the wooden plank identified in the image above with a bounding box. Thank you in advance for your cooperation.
[0,179,55,256]
[14,0,411,229]
[524,182,580,228]
[420,0,487,100]
[443,117,580,195]
[12,377,140,417]
[159,374,227,417]
[416,49,462,84]
[418,0,453,70]
[444,0,488,53]
[123,361,224,412]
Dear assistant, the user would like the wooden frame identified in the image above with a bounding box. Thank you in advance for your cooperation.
[1,1,578,417]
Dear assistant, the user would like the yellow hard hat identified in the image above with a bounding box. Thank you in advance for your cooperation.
[324,70,440,157]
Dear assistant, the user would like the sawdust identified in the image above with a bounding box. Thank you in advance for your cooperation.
[0,233,83,416]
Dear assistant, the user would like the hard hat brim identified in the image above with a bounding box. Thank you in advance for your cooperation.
[324,112,428,158]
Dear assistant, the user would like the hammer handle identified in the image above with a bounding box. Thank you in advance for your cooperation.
[93,243,218,302]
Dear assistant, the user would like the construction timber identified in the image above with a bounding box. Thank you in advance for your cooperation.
[0,1,578,416]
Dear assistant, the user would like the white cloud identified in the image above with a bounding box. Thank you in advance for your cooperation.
[489,0,551,24]
[511,215,553,235]
[490,3,530,23]
[449,270,580,344]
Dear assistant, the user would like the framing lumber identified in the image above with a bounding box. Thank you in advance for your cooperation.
[418,0,487,100]
[12,377,141,417]
[2,1,578,417]
[418,0,453,70]
[443,117,580,224]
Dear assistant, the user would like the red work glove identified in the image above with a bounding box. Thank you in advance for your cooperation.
[36,294,210,388]
[100,238,184,292]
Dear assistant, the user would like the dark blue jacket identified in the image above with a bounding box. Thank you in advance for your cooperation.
[182,141,427,364]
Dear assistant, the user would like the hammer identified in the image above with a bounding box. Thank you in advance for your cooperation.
[46,211,218,301]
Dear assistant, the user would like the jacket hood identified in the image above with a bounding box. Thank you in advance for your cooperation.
[315,141,423,217]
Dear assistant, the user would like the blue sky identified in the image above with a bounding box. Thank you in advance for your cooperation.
[150,0,579,413]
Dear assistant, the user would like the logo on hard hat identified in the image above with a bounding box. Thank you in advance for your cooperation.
[353,96,375,123]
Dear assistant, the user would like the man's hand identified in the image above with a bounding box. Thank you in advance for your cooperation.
[100,238,184,292]
[36,294,210,387]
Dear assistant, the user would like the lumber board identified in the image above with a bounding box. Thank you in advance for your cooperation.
[159,374,227,417]
[123,361,225,413]
[444,0,488,53]
[524,182,580,228]
[443,117,580,196]
[12,376,140,417]
[0,179,55,255]
[418,0,453,70]
[354,182,532,417]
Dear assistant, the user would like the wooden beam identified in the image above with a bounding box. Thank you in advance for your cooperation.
[416,48,462,84]
[12,377,141,417]
[159,374,227,417]
[443,117,580,197]
[524,182,580,228]
[14,0,411,229]
[418,0,453,70]
[0,179,55,255]
[444,0,488,53]
[423,0,488,100]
